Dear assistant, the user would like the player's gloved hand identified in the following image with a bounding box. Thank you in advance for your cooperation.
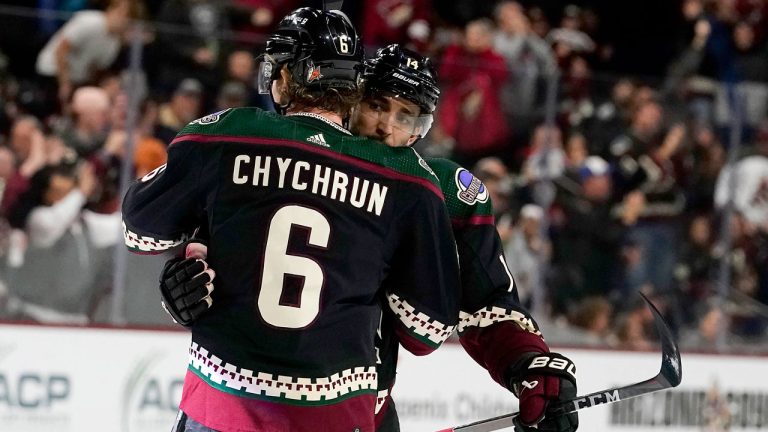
[506,352,578,432]
[159,240,215,326]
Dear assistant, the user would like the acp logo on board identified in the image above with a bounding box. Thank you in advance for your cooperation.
[0,343,73,430]
[121,351,185,432]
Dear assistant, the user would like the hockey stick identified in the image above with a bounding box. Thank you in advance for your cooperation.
[438,293,682,432]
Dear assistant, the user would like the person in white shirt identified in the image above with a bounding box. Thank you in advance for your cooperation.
[35,0,136,105]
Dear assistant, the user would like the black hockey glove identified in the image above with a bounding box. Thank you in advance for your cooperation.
[159,241,215,326]
[506,352,578,432]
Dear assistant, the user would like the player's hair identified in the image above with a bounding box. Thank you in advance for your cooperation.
[279,66,363,116]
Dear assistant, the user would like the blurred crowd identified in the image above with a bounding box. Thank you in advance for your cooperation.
[0,0,767,353]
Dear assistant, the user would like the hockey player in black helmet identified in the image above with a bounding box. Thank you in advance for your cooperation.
[124,4,462,429]
[353,45,579,432]
[351,43,439,147]
[257,6,364,118]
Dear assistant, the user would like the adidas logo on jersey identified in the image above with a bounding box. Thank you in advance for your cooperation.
[306,133,329,147]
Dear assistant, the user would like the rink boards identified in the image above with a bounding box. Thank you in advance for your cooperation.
[0,323,766,431]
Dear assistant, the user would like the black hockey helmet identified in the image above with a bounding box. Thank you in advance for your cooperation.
[362,44,440,114]
[257,7,363,95]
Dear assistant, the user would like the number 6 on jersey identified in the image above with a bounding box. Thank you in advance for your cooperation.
[258,205,329,328]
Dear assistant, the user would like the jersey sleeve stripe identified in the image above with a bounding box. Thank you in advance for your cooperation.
[387,293,456,348]
[123,221,187,254]
[171,134,444,200]
[458,306,542,336]
[451,215,495,227]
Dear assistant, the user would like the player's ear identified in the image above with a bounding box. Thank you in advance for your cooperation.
[406,135,419,146]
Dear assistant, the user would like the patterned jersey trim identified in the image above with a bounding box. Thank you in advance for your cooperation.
[458,306,541,336]
[387,293,456,348]
[189,343,378,406]
[374,388,390,415]
[123,222,187,254]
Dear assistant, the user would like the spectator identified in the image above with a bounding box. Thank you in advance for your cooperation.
[614,303,655,351]
[527,6,552,39]
[714,126,768,231]
[493,1,557,137]
[664,14,716,126]
[35,0,139,107]
[714,21,768,130]
[547,4,595,66]
[549,156,644,315]
[607,99,663,162]
[612,112,687,295]
[732,20,768,79]
[5,162,106,323]
[154,0,232,94]
[0,145,14,185]
[504,203,549,308]
[57,86,111,158]
[567,296,613,343]
[225,49,271,110]
[226,50,254,84]
[215,81,249,110]
[522,124,566,206]
[362,0,432,52]
[726,213,764,304]
[1,116,48,217]
[156,78,203,144]
[559,55,594,129]
[472,156,512,217]
[563,131,588,172]
[681,300,727,349]
[685,124,725,212]
[229,0,300,38]
[580,78,636,157]
[674,215,716,309]
[89,91,166,212]
[438,19,510,166]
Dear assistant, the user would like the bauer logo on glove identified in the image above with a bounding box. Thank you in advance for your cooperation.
[507,352,579,432]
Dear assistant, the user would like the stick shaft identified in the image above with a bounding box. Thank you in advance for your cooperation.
[445,294,681,432]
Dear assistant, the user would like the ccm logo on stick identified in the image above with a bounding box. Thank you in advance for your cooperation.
[575,390,621,409]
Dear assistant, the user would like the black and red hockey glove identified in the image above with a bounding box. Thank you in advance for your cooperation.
[159,241,215,327]
[506,352,578,432]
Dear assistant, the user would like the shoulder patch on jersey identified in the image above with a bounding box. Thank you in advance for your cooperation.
[454,168,489,205]
[192,108,231,125]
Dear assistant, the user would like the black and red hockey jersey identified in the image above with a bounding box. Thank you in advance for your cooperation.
[374,158,549,429]
[122,108,461,432]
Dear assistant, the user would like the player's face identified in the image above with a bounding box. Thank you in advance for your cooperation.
[353,93,423,148]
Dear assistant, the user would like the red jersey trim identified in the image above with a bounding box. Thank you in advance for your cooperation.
[171,134,444,200]
[451,215,495,227]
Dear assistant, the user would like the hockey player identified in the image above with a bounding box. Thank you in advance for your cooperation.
[161,44,578,432]
[123,9,461,432]
[354,45,578,432]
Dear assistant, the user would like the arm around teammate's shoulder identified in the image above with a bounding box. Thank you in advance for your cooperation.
[381,186,460,356]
